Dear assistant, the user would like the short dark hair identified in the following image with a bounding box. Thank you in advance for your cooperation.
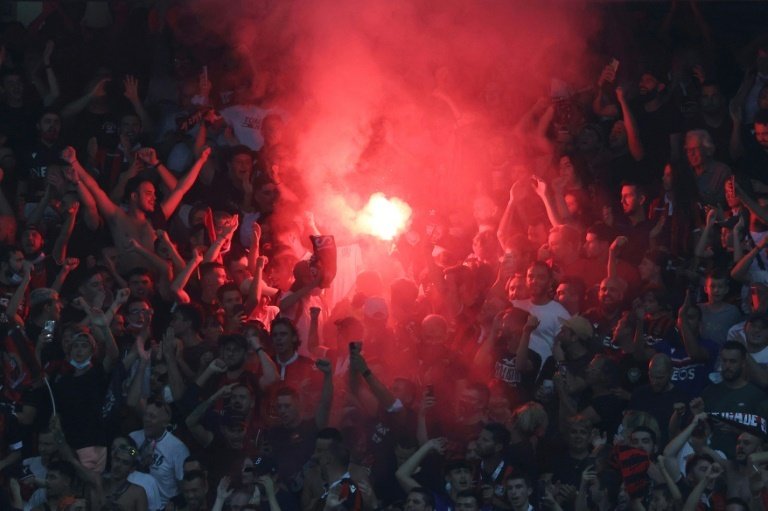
[754,109,768,126]
[124,176,155,202]
[174,303,203,331]
[721,340,747,358]
[216,282,241,303]
[631,426,657,444]
[454,490,480,505]
[125,267,153,281]
[483,422,511,447]
[685,453,714,478]
[199,262,225,280]
[408,488,435,509]
[47,460,76,482]
[270,317,301,350]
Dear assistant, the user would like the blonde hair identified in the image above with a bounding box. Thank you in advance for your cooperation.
[512,401,548,436]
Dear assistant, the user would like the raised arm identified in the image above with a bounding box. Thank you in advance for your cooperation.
[531,177,566,227]
[136,147,177,193]
[170,249,204,304]
[616,87,645,161]
[351,353,398,410]
[663,412,708,481]
[62,146,120,220]
[245,329,278,390]
[160,147,211,219]
[676,291,710,362]
[516,315,539,373]
[61,77,110,118]
[314,359,334,428]
[123,75,154,133]
[186,383,235,447]
[395,438,446,492]
[161,328,187,401]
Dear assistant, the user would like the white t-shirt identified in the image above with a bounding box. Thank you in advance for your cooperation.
[220,104,269,151]
[128,430,189,507]
[511,299,571,361]
[128,470,164,511]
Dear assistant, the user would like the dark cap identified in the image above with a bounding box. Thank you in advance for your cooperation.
[250,456,278,476]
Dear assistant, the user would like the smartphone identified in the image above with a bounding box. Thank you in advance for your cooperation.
[43,320,56,342]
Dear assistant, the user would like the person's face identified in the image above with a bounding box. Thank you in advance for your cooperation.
[559,156,575,180]
[548,232,572,263]
[38,432,57,457]
[228,258,252,286]
[568,424,590,451]
[688,460,712,484]
[254,184,279,214]
[2,74,24,102]
[37,113,61,143]
[45,470,70,497]
[221,290,243,316]
[685,140,706,168]
[475,429,497,459]
[221,421,246,446]
[181,478,208,511]
[229,386,252,413]
[69,337,93,363]
[275,395,300,426]
[608,120,627,149]
[507,274,528,301]
[585,357,604,386]
[630,431,656,455]
[598,279,623,307]
[755,122,768,150]
[120,115,141,141]
[126,301,153,329]
[648,362,671,393]
[746,320,768,348]
[203,267,228,293]
[700,84,723,114]
[455,496,479,511]
[639,74,660,96]
[720,349,745,382]
[705,277,728,303]
[21,229,43,254]
[556,283,579,311]
[132,182,157,213]
[229,154,253,182]
[564,193,580,216]
[404,492,430,511]
[621,185,643,215]
[447,467,472,492]
[271,324,296,355]
[312,438,333,467]
[638,258,658,282]
[220,342,246,369]
[661,165,674,192]
[735,433,761,462]
[7,250,24,273]
[128,274,154,299]
[457,389,484,418]
[759,87,768,111]
[111,450,135,479]
[506,478,531,508]
[143,403,170,437]
[526,265,551,298]
[648,489,671,511]
[149,363,168,391]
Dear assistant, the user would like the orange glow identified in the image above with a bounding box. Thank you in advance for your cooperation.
[356,193,412,240]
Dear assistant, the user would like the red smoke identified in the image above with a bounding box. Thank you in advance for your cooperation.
[176,0,602,238]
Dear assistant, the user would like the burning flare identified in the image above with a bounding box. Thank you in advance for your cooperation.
[356,193,412,240]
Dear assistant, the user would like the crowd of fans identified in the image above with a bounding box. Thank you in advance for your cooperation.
[1,1,768,510]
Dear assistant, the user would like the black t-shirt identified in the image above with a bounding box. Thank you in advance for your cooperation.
[18,140,64,202]
[263,419,318,487]
[633,100,683,180]
[628,384,690,445]
[492,346,542,407]
[52,364,109,449]
[739,125,768,186]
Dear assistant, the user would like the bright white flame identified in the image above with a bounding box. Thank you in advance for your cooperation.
[356,193,412,240]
